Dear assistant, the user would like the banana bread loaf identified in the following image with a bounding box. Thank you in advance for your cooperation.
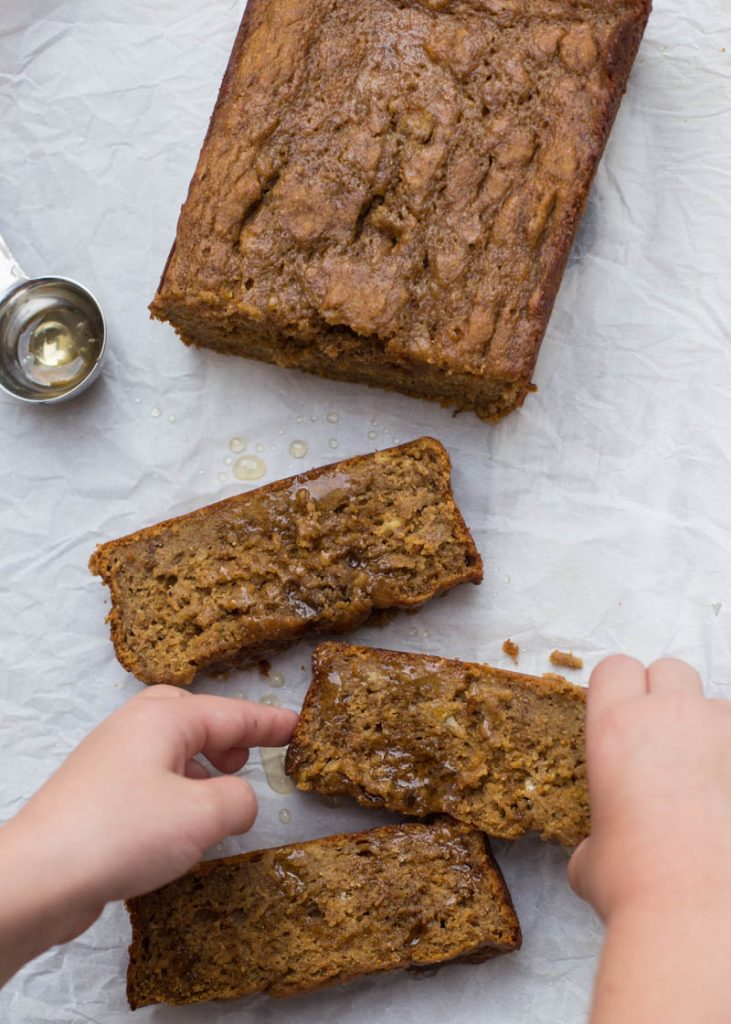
[286,643,588,846]
[151,0,650,420]
[126,818,521,1007]
[89,439,482,687]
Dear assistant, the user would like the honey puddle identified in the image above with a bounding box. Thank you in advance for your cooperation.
[260,747,294,795]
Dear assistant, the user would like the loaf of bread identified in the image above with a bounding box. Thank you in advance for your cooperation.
[287,643,588,846]
[89,439,482,686]
[126,818,521,1007]
[150,0,650,420]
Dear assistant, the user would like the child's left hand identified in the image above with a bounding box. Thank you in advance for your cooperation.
[0,686,298,985]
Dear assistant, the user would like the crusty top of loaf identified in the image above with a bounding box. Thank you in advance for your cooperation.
[154,0,650,381]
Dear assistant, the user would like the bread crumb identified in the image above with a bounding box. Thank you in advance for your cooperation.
[257,659,272,678]
[502,639,519,664]
[549,649,583,670]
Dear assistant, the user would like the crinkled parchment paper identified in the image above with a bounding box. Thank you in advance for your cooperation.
[0,1,730,1020]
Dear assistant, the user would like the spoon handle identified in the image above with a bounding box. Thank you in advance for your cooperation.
[0,231,28,301]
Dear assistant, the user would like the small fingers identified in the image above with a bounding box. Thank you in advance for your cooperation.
[185,758,210,780]
[175,697,298,763]
[134,684,190,701]
[567,837,591,902]
[204,747,250,775]
[647,657,704,698]
[194,775,259,841]
[587,655,647,725]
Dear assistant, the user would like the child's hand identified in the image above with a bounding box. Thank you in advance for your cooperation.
[569,655,731,1023]
[0,687,297,984]
[568,655,731,919]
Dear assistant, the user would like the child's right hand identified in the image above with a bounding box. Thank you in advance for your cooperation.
[569,655,731,920]
[569,655,731,1024]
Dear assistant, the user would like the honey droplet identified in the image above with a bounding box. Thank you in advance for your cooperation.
[326,411,339,423]
[224,456,232,465]
[260,747,294,795]
[368,430,377,440]
[268,670,285,688]
[233,454,266,481]
[168,413,176,423]
[289,440,308,459]
[217,472,227,483]
[259,693,280,707]
[229,436,246,453]
[255,442,264,453]
[150,407,161,418]
[328,438,339,450]
[279,808,292,825]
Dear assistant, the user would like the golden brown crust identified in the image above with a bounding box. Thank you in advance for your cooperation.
[89,439,482,686]
[287,642,588,846]
[150,0,651,421]
[126,819,521,1007]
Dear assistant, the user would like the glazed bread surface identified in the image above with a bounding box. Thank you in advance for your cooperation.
[126,818,521,1007]
[151,0,651,420]
[89,439,482,686]
[287,642,588,846]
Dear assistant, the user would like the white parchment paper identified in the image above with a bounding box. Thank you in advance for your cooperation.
[0,1,730,1020]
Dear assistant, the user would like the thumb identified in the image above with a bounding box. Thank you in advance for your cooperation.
[189,775,259,845]
[567,836,591,902]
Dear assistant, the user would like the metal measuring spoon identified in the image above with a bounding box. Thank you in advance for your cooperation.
[0,231,106,404]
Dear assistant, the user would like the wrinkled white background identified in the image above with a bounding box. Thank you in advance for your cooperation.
[0,0,730,1020]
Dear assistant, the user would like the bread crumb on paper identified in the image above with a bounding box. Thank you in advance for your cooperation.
[502,639,519,664]
[549,649,583,670]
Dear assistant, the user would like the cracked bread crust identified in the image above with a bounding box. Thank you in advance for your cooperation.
[151,0,651,420]
[89,439,482,687]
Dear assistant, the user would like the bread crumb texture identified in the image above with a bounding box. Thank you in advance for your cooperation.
[88,439,482,686]
[287,642,588,846]
[126,818,521,1007]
